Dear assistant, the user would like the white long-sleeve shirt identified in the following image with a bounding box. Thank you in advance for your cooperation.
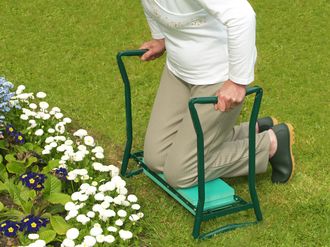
[141,0,257,85]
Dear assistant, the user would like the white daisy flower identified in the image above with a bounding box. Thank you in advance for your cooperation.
[36,92,47,98]
[90,226,103,237]
[61,238,75,247]
[16,85,26,94]
[94,193,105,201]
[63,117,72,123]
[119,230,133,241]
[65,202,76,211]
[95,152,104,159]
[55,112,64,119]
[129,214,140,222]
[127,194,138,203]
[104,235,115,243]
[137,212,144,219]
[100,201,110,209]
[28,233,39,240]
[92,146,104,153]
[103,196,114,203]
[65,140,74,146]
[84,136,95,147]
[76,214,90,225]
[115,219,124,226]
[29,103,37,110]
[96,234,105,243]
[83,236,96,247]
[71,192,82,201]
[34,129,44,136]
[48,128,55,134]
[87,211,95,218]
[20,114,29,120]
[51,106,61,113]
[92,204,103,212]
[55,123,65,134]
[117,209,127,218]
[66,228,80,240]
[39,101,49,110]
[107,226,117,232]
[131,204,141,210]
[73,129,88,138]
[42,149,51,155]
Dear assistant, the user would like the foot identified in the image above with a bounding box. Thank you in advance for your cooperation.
[257,117,279,132]
[269,123,295,183]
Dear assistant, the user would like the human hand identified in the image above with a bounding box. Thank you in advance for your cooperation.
[139,39,166,61]
[215,80,246,112]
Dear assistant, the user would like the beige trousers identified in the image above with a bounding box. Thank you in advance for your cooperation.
[144,66,270,188]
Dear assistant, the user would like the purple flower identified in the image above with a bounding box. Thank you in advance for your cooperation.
[14,132,25,144]
[19,172,47,191]
[0,220,21,237]
[20,215,49,233]
[55,167,68,180]
[5,124,16,136]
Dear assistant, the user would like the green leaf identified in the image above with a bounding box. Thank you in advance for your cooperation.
[42,159,60,173]
[26,156,38,168]
[0,160,8,182]
[46,192,71,205]
[0,201,4,211]
[38,229,56,244]
[0,181,6,191]
[50,215,71,235]
[23,142,43,154]
[0,140,7,150]
[6,161,26,175]
[0,208,25,221]
[43,175,62,197]
[6,178,31,213]
[17,231,30,246]
[5,154,16,162]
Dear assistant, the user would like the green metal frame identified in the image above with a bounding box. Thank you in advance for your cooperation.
[116,49,264,239]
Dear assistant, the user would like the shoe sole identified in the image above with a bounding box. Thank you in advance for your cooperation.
[286,123,295,182]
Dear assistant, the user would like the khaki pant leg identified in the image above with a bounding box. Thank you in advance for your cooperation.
[144,66,191,173]
[163,85,270,188]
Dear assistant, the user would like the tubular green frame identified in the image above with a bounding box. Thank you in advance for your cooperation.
[116,49,263,239]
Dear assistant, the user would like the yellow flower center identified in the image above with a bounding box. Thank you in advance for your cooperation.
[9,127,14,132]
[8,227,14,233]
[29,178,35,184]
[18,136,23,140]
[24,218,29,222]
[22,174,27,178]
[1,223,6,227]
[31,222,37,228]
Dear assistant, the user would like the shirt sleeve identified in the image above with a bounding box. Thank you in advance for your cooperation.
[143,9,165,40]
[197,0,257,85]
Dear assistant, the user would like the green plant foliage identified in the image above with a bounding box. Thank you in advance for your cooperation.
[46,192,71,206]
[50,215,71,235]
[38,229,57,244]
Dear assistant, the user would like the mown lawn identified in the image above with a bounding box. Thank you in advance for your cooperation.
[0,0,329,246]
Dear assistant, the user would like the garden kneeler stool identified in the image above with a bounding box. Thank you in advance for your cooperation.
[116,50,263,239]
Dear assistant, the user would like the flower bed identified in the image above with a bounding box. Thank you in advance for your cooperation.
[0,77,143,246]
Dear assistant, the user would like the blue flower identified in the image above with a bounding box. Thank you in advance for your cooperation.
[19,172,47,191]
[0,220,21,237]
[55,167,68,180]
[5,124,16,136]
[20,215,49,233]
[0,77,15,119]
[14,132,25,144]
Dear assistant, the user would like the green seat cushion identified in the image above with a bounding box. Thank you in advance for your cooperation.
[143,169,236,214]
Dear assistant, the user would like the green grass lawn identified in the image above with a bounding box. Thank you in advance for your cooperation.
[1,0,329,246]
